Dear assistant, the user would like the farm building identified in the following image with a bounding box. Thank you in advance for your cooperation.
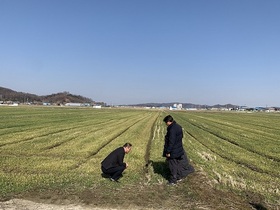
[93,105,102,109]
[169,103,183,110]
[65,103,82,107]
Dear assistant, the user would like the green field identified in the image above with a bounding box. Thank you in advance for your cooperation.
[0,106,279,208]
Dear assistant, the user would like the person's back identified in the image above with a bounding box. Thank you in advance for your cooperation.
[167,121,184,158]
[163,120,184,159]
[101,147,125,170]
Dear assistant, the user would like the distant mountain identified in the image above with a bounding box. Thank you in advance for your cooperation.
[0,87,95,104]
[42,92,93,104]
[0,86,238,108]
[0,87,41,103]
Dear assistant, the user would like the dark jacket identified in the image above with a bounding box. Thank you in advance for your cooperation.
[101,147,126,169]
[163,121,184,159]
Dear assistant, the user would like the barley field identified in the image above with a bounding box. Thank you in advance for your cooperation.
[0,106,279,208]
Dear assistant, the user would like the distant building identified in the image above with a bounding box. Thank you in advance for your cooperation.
[170,103,183,110]
[93,105,102,109]
[177,104,183,110]
[186,108,198,111]
[65,103,81,107]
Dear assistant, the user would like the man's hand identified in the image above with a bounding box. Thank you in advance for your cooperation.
[166,153,170,158]
[126,163,128,168]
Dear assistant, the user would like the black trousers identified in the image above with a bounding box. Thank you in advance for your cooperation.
[179,152,195,178]
[101,165,125,180]
[167,158,181,183]
[167,152,195,183]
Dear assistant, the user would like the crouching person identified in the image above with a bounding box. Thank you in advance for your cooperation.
[101,143,132,182]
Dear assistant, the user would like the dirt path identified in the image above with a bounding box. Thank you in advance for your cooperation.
[0,199,162,210]
[0,199,118,210]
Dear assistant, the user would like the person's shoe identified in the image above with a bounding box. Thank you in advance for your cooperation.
[167,181,177,186]
[177,176,187,182]
[110,178,119,183]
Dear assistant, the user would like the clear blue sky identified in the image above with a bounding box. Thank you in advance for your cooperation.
[1,0,279,106]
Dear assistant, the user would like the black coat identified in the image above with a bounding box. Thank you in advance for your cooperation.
[101,147,126,169]
[163,121,184,159]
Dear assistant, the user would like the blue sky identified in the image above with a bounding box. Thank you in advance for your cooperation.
[1,0,279,106]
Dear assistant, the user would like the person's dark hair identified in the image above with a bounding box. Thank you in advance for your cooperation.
[163,115,174,123]
[123,143,132,148]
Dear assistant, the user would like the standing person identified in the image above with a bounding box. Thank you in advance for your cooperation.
[163,115,185,185]
[101,143,132,182]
